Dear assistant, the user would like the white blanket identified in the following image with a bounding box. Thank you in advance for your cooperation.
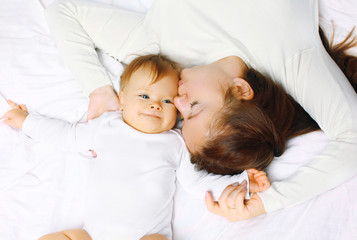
[0,0,356,239]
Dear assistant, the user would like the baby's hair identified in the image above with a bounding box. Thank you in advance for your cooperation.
[120,54,181,91]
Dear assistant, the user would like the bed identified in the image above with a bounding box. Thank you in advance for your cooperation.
[0,0,356,239]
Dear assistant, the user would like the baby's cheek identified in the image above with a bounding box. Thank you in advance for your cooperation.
[166,110,177,128]
[171,108,178,120]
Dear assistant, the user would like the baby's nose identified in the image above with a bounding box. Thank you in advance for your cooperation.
[150,102,162,111]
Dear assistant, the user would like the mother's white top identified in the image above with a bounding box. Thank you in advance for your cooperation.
[45,0,357,212]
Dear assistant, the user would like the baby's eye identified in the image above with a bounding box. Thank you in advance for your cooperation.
[163,99,172,104]
[140,94,149,99]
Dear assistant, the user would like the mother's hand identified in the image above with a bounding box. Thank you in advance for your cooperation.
[205,182,266,222]
[87,85,121,121]
[88,85,120,158]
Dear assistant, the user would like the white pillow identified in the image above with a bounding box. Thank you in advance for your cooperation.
[40,0,154,12]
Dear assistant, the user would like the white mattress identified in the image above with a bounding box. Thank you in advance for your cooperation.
[0,0,356,239]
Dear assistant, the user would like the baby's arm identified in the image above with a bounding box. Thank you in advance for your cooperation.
[1,100,99,152]
[175,140,250,201]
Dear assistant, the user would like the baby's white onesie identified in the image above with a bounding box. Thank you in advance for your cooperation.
[22,111,248,240]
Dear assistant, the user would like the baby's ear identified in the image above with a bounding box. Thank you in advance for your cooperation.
[118,91,124,110]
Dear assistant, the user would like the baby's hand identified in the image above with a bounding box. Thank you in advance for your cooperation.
[247,168,270,193]
[0,100,29,129]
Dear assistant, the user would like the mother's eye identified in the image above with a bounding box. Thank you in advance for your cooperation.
[190,101,198,107]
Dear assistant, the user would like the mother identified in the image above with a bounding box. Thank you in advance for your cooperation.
[45,0,357,220]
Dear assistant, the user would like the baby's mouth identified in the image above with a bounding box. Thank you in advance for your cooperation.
[141,113,161,119]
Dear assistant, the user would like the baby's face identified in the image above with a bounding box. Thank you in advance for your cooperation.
[119,67,179,134]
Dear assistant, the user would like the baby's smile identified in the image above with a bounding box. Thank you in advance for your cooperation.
[141,112,161,119]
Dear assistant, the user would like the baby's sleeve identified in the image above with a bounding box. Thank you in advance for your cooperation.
[22,113,102,152]
[175,136,250,201]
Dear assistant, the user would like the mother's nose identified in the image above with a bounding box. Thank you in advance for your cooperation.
[174,95,189,117]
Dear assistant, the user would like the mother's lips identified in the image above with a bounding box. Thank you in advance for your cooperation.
[178,80,185,86]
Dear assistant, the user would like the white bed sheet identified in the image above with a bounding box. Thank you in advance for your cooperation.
[0,0,356,239]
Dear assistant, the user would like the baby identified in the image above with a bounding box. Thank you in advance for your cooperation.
[1,54,269,240]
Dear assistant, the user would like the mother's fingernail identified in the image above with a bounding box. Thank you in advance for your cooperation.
[232,182,239,187]
[241,180,247,185]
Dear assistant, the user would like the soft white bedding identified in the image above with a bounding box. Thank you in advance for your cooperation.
[0,0,356,239]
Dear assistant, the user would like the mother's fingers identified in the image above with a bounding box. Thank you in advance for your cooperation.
[226,181,247,209]
[231,186,247,212]
[219,181,247,209]
[217,182,239,209]
[205,191,223,216]
[205,181,248,215]
[226,188,247,210]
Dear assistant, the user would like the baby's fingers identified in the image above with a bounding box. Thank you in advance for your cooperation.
[0,114,11,125]
[264,180,270,188]
[7,100,19,109]
[0,116,10,122]
[19,104,28,112]
[255,172,267,181]
[0,110,11,121]
[247,168,259,175]
[256,173,268,183]
[258,177,270,190]
[254,171,266,177]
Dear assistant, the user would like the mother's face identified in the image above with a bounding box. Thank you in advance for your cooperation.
[174,65,230,152]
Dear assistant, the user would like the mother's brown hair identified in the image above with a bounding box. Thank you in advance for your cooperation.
[191,27,357,175]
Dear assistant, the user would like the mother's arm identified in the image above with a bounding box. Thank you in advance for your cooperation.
[259,46,357,212]
[45,1,144,118]
[206,46,357,220]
